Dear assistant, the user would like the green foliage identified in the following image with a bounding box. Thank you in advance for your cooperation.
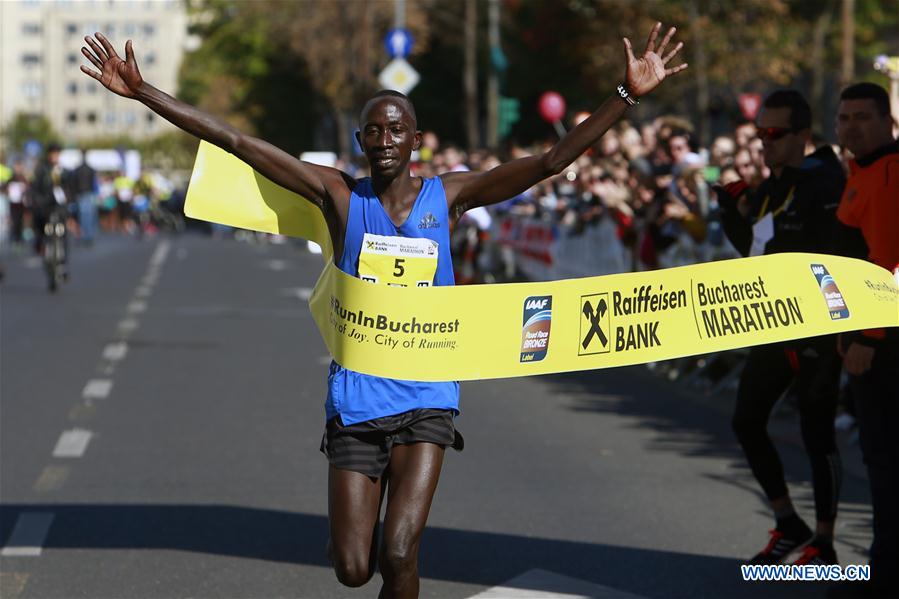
[173,0,899,151]
[2,112,61,152]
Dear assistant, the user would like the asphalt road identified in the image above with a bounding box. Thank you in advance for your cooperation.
[1,232,874,598]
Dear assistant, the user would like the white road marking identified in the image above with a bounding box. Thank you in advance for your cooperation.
[82,379,113,400]
[117,318,139,333]
[0,513,55,557]
[127,300,147,314]
[466,569,648,599]
[102,342,128,362]
[263,259,289,271]
[134,285,152,298]
[52,429,93,458]
[281,287,314,301]
[149,240,170,266]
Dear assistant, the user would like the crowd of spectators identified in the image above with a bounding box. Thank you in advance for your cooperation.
[0,112,868,276]
[0,150,185,251]
[387,114,858,279]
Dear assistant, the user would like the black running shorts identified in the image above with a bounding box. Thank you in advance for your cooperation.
[320,408,464,478]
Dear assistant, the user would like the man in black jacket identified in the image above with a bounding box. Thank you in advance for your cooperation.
[717,90,847,566]
[29,144,67,255]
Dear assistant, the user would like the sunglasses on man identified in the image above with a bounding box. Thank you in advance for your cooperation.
[756,126,800,142]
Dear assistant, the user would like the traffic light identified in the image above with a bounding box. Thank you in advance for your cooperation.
[498,96,520,138]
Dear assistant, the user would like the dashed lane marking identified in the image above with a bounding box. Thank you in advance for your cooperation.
[0,513,55,557]
[281,287,314,301]
[82,379,113,400]
[52,429,93,458]
[117,318,139,334]
[263,259,289,271]
[102,342,128,362]
[127,300,147,314]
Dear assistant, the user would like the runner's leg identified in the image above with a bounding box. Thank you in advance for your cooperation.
[378,442,445,599]
[328,466,384,587]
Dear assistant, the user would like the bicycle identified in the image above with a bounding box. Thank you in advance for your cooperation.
[43,207,69,292]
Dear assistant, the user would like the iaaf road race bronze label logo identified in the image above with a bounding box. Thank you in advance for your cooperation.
[520,295,552,362]
[811,264,850,320]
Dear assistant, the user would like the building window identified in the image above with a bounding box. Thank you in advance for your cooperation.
[22,81,42,99]
[67,112,78,124]
[143,23,155,37]
[22,23,42,35]
[67,53,78,65]
[87,82,98,94]
[144,52,156,67]
[22,54,41,67]
[105,112,116,126]
[87,112,97,124]
[146,112,155,124]
[123,112,136,126]
[66,23,78,36]
[124,22,136,36]
[67,81,78,95]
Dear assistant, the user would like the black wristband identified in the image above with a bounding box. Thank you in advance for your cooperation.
[617,84,639,107]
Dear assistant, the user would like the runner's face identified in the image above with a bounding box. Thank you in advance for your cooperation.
[836,98,893,159]
[358,99,421,179]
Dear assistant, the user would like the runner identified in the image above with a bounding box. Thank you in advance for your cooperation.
[80,25,685,597]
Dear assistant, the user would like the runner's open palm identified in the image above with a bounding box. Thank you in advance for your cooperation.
[80,33,143,98]
[623,23,687,97]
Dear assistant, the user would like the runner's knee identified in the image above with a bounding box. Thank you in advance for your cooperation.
[332,551,374,587]
[379,536,418,578]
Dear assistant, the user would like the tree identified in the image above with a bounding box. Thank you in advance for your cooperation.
[2,112,60,153]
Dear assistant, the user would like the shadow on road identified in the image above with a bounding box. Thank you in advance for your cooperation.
[1,503,826,598]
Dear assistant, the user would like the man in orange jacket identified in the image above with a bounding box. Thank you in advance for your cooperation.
[835,81,899,597]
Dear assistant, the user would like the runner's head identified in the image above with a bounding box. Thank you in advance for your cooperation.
[357,90,421,179]
[837,82,894,159]
[756,90,811,172]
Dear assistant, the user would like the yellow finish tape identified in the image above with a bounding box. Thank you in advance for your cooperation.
[186,142,899,382]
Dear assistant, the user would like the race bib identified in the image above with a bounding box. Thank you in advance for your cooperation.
[358,233,439,288]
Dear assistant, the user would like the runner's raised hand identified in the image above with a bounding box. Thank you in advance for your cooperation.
[623,22,688,97]
[80,33,143,98]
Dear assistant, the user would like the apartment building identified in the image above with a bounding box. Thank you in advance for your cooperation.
[1,0,188,145]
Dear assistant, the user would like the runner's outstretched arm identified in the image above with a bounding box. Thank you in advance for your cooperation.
[442,22,688,216]
[79,33,351,210]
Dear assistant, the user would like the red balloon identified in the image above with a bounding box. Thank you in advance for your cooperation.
[538,91,566,123]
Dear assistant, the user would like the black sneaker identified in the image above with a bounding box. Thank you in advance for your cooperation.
[749,527,814,564]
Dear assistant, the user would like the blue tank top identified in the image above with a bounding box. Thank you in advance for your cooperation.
[326,176,460,425]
